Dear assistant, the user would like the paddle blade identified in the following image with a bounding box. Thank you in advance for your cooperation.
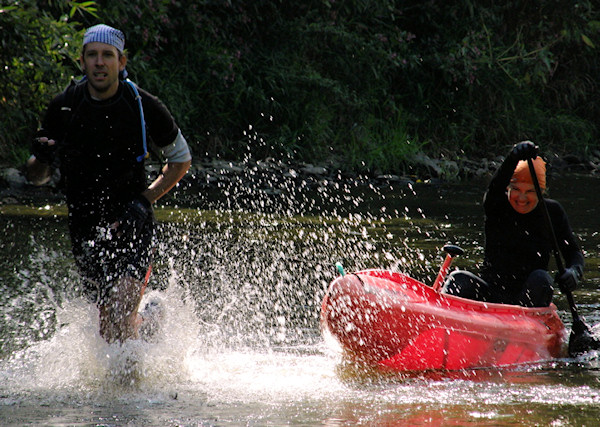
[568,318,600,356]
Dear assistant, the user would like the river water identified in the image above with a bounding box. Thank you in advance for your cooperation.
[1,168,600,425]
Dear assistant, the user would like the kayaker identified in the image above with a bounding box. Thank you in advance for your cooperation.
[26,24,192,343]
[442,141,584,307]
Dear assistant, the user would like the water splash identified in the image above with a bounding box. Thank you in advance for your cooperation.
[1,282,198,395]
[3,170,600,424]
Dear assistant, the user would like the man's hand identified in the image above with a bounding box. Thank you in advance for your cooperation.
[116,195,153,238]
[31,137,57,164]
[511,141,538,161]
[555,267,581,293]
[26,155,53,185]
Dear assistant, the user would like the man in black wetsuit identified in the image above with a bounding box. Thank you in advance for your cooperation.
[26,24,192,342]
[442,141,583,307]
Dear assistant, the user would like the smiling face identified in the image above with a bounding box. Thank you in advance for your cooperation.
[80,42,127,100]
[507,181,539,214]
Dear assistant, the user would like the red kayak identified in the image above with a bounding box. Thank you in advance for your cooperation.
[321,268,568,371]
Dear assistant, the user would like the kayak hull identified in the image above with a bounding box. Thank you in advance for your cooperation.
[320,269,568,371]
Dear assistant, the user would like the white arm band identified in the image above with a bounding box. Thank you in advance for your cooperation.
[161,129,192,163]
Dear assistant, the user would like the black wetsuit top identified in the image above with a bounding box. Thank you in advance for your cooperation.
[481,153,583,295]
[38,79,179,240]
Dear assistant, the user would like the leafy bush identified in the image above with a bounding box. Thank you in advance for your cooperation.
[400,0,599,157]
[1,0,598,174]
[0,0,95,163]
[89,0,426,172]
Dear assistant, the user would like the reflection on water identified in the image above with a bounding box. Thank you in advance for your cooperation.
[1,172,600,425]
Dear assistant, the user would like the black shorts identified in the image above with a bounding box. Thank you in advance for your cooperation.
[70,219,156,305]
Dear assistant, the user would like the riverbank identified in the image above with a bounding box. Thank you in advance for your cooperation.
[2,151,599,206]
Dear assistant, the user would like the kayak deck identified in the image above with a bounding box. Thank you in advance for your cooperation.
[321,269,568,371]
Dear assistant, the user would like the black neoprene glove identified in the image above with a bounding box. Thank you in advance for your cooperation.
[118,195,152,238]
[511,141,538,161]
[31,137,57,164]
[555,266,582,293]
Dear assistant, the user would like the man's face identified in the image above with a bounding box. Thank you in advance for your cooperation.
[80,42,126,100]
[507,181,539,214]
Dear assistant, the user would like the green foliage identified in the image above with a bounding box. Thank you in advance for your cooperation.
[399,0,600,157]
[89,0,423,165]
[346,110,422,174]
[1,0,599,174]
[0,0,95,163]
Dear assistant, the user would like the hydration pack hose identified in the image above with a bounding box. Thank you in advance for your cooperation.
[125,79,148,162]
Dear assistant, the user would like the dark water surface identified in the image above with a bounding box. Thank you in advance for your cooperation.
[1,172,600,425]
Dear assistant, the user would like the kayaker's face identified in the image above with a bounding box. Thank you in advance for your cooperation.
[507,182,538,214]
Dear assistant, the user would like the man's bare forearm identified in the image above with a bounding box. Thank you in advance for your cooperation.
[142,160,191,204]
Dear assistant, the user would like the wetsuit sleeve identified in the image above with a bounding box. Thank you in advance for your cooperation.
[483,150,520,213]
[548,200,584,275]
[31,91,70,165]
[160,129,192,163]
[36,92,68,142]
[139,88,179,148]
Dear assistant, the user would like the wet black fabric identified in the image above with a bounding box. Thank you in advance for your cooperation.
[442,152,583,307]
[38,80,178,299]
[481,153,583,296]
[443,269,553,307]
[40,80,177,230]
[72,219,156,305]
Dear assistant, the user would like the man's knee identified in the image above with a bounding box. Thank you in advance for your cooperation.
[529,269,553,286]
[442,271,489,301]
[521,269,553,307]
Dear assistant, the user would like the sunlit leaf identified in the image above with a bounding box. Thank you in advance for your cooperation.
[581,34,595,48]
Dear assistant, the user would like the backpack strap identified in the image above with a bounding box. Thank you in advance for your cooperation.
[60,78,82,126]
[124,79,148,162]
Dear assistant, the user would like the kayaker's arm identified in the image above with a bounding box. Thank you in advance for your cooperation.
[483,144,524,211]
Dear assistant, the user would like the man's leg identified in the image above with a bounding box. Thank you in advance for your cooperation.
[442,270,491,301]
[518,269,553,307]
[98,275,146,343]
[82,217,155,343]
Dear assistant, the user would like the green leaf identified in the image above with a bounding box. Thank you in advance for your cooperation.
[581,34,595,48]
[0,6,18,13]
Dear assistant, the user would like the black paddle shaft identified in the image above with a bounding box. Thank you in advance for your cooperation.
[526,158,599,354]
[525,160,574,310]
